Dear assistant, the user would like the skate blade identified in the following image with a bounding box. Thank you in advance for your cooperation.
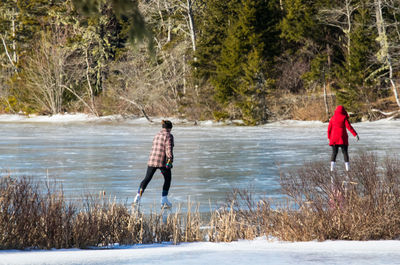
[161,204,172,210]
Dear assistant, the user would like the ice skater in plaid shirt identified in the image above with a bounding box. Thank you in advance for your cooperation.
[134,120,174,208]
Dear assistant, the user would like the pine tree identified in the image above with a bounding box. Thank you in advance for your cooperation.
[211,0,280,124]
[193,0,239,82]
[280,0,317,43]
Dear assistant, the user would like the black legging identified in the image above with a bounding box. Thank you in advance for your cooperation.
[331,145,349,162]
[139,166,171,196]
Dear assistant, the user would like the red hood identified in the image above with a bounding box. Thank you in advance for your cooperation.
[334,105,349,118]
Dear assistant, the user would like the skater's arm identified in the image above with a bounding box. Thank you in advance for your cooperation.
[327,119,332,140]
[345,119,357,137]
[165,134,174,163]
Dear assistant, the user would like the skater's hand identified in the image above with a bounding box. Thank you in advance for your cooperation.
[356,135,359,141]
[166,159,173,169]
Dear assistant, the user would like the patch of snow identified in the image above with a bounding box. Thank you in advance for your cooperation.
[1,238,400,265]
[264,120,326,127]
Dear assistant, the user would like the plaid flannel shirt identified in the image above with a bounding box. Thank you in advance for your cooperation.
[147,128,174,167]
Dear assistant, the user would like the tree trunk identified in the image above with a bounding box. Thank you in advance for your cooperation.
[85,48,98,116]
[186,0,196,52]
[323,80,329,119]
[374,0,400,108]
[1,36,17,72]
[12,8,17,65]
[345,0,352,66]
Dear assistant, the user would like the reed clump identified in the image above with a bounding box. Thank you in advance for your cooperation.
[207,189,273,242]
[0,177,202,249]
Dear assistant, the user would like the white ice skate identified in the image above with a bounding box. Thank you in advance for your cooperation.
[133,193,141,205]
[161,196,172,209]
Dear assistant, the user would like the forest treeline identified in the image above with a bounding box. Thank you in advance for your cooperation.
[1,0,400,125]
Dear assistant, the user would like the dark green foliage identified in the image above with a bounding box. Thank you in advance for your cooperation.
[72,0,151,46]
[193,0,238,81]
[280,0,316,43]
[197,0,280,124]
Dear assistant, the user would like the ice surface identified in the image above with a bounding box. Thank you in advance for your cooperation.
[0,114,399,212]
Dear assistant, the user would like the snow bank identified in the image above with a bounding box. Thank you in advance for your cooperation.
[0,113,399,127]
[263,119,326,127]
[1,238,400,265]
[0,114,226,126]
[0,113,111,123]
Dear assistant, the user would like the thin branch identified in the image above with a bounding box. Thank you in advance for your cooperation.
[0,35,18,72]
[61,85,99,117]
[119,96,153,123]
[371,108,400,120]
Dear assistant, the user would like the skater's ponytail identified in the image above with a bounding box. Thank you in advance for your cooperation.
[162,120,173,129]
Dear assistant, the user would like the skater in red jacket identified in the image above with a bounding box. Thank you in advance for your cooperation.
[327,105,359,171]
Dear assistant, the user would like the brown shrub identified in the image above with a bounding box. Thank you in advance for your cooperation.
[278,152,400,240]
[208,153,400,242]
[0,177,76,249]
[291,95,332,121]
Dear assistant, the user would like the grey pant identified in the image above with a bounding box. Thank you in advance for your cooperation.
[331,145,349,162]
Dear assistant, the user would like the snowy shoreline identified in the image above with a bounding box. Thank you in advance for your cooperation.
[0,113,234,125]
[0,113,398,126]
[0,113,245,125]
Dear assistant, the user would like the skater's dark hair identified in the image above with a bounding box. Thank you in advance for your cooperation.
[162,120,173,129]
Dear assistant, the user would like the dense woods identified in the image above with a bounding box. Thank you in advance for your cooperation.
[1,0,400,124]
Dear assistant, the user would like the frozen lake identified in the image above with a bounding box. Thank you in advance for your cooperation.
[0,117,399,212]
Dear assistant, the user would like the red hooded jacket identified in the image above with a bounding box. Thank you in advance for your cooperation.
[327,105,358,146]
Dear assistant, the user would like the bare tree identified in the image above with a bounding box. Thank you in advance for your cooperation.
[319,0,358,68]
[108,45,176,120]
[131,0,199,115]
[23,30,77,114]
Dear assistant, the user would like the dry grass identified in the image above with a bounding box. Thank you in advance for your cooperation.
[0,177,202,249]
[291,94,334,122]
[207,189,273,242]
[1,152,400,249]
[268,91,336,122]
[0,177,76,249]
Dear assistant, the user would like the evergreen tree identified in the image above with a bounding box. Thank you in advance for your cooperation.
[193,0,239,82]
[211,0,280,124]
[279,0,338,93]
[280,0,316,43]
